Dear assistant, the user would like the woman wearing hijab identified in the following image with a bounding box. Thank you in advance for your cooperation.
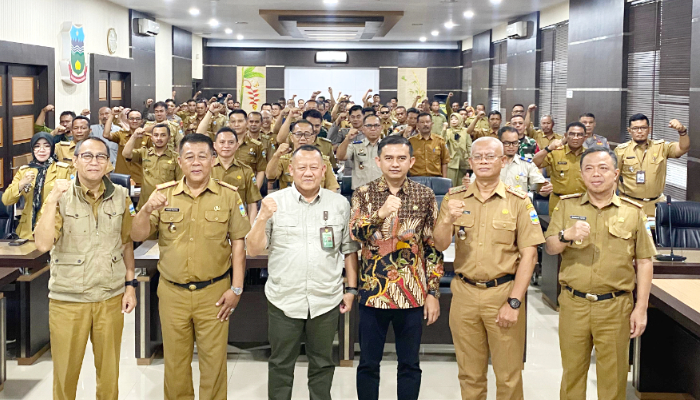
[444,113,472,187]
[2,132,71,239]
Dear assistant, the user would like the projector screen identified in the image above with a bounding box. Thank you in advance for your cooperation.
[284,67,380,104]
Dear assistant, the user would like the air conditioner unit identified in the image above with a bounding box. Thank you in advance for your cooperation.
[506,21,527,39]
[137,19,160,36]
[315,51,348,63]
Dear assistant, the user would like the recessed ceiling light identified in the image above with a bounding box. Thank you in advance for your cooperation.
[225,28,233,34]
[323,0,338,3]
[444,21,456,29]
[208,19,219,27]
[419,37,427,42]
[464,10,475,19]
[188,7,200,16]
[236,34,244,40]
[490,0,502,4]
[431,30,439,36]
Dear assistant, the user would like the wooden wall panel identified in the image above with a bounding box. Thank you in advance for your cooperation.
[11,77,33,105]
[12,153,31,169]
[99,80,107,101]
[12,115,33,144]
[111,80,122,100]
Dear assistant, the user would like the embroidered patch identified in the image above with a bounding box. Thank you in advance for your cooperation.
[239,204,247,217]
[129,203,136,216]
[529,210,540,225]
[252,176,257,184]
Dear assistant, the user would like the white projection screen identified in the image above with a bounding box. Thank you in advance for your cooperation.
[284,67,380,103]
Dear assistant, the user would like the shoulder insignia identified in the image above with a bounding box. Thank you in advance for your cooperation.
[318,137,331,143]
[506,186,528,199]
[19,165,29,170]
[322,155,330,161]
[448,185,467,195]
[56,162,70,168]
[156,181,178,190]
[560,193,584,200]
[653,139,665,145]
[616,142,630,149]
[217,180,239,191]
[519,156,532,163]
[59,141,71,146]
[352,140,363,144]
[249,138,261,146]
[621,197,643,208]
[280,153,292,160]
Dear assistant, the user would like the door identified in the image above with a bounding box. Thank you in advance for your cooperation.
[108,72,128,109]
[0,65,6,190]
[95,70,110,113]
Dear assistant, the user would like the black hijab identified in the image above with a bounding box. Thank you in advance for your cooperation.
[28,132,56,230]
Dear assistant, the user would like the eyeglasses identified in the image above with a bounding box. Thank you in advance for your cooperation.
[379,111,389,114]
[364,124,381,129]
[629,126,649,132]
[78,153,110,163]
[293,132,315,139]
[502,141,520,147]
[470,154,499,162]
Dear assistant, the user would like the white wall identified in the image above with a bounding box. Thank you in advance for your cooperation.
[540,1,570,28]
[492,23,509,42]
[155,20,173,101]
[192,35,203,80]
[461,37,473,51]
[0,0,130,124]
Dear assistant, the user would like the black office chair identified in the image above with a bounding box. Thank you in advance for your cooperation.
[408,176,452,208]
[655,201,700,248]
[0,191,16,238]
[109,173,131,193]
[340,175,353,203]
[532,193,550,217]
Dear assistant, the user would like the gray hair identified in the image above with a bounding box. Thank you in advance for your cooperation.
[580,146,618,169]
[74,137,110,158]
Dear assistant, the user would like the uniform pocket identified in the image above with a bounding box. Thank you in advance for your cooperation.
[492,219,516,245]
[159,211,184,242]
[204,210,230,239]
[275,215,299,244]
[50,254,86,293]
[454,214,475,243]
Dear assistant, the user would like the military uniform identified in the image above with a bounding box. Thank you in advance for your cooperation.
[518,135,539,160]
[582,134,609,149]
[445,128,472,187]
[466,116,490,139]
[127,147,182,210]
[439,182,545,400]
[533,130,563,152]
[235,134,267,175]
[541,145,586,215]
[343,139,382,190]
[409,134,450,177]
[1,162,71,239]
[48,176,134,400]
[544,193,656,400]
[615,138,683,216]
[107,130,151,186]
[211,157,262,206]
[501,156,546,193]
[148,178,251,400]
[268,154,340,191]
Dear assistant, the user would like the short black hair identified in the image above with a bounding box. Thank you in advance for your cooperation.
[457,108,467,113]
[418,112,432,121]
[179,132,214,154]
[291,119,314,132]
[580,146,618,169]
[380,106,390,111]
[378,135,413,157]
[153,123,171,136]
[512,104,524,110]
[395,106,406,112]
[229,109,247,119]
[349,105,363,115]
[488,110,502,119]
[215,127,237,142]
[72,115,90,127]
[165,99,176,104]
[406,107,420,116]
[154,101,167,110]
[271,103,282,109]
[363,114,380,123]
[74,137,110,157]
[476,103,486,109]
[278,97,286,103]
[579,112,595,120]
[187,99,196,104]
[317,96,325,101]
[497,126,518,140]
[127,109,142,120]
[510,114,525,121]
[629,113,650,127]
[248,111,262,120]
[60,111,76,119]
[261,102,272,109]
[391,97,398,102]
[291,144,323,159]
[303,109,323,120]
[197,99,208,106]
[362,107,375,115]
[566,121,587,133]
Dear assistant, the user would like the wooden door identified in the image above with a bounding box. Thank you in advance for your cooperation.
[108,72,128,109]
[95,71,110,114]
[0,65,6,190]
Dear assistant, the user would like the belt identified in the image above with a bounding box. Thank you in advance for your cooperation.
[623,194,660,202]
[456,273,515,288]
[167,269,230,291]
[564,286,628,302]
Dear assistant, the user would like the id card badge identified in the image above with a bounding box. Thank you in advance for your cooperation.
[320,211,335,249]
[636,171,646,184]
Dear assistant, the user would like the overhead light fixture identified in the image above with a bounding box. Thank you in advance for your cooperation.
[208,19,219,27]
[419,36,427,42]
[236,34,244,40]
[188,7,200,16]
[444,21,456,29]
[464,10,475,19]
[323,0,338,3]
[431,30,439,36]
[490,0,502,4]
[225,28,233,34]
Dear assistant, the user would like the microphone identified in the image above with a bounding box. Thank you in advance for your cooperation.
[655,195,686,262]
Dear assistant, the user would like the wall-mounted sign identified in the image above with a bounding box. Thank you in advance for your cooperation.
[59,21,87,85]
[107,28,118,55]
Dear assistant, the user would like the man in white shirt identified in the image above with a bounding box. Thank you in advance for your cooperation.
[89,107,120,166]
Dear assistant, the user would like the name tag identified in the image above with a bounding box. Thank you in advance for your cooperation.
[636,171,646,184]
[570,215,587,221]
[165,208,180,212]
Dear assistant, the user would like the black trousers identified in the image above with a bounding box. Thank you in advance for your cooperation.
[356,305,423,400]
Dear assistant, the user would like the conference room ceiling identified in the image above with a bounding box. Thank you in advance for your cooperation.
[108,0,567,42]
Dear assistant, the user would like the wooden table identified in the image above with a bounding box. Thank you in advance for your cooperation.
[0,269,21,392]
[0,241,50,365]
[633,279,700,400]
[133,240,354,367]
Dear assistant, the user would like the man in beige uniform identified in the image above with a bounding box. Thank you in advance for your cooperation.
[336,114,383,189]
[144,102,181,149]
[55,116,92,165]
[545,146,656,400]
[532,115,563,151]
[434,137,544,400]
[34,138,136,400]
[614,114,690,216]
[104,108,150,185]
[408,113,450,177]
[131,134,251,400]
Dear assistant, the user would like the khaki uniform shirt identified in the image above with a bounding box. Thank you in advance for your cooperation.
[438,182,545,282]
[269,154,340,191]
[501,156,546,192]
[445,128,472,170]
[545,193,657,293]
[541,145,585,196]
[144,120,181,149]
[614,139,681,201]
[149,178,252,284]
[128,147,182,210]
[431,112,447,136]
[533,130,563,151]
[466,116,490,139]
[211,157,262,205]
[409,134,450,177]
[344,138,382,189]
[235,134,267,174]
[313,137,337,169]
[183,114,205,135]
[108,130,151,185]
[203,114,228,140]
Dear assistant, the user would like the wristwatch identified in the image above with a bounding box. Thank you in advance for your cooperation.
[545,146,553,153]
[344,287,359,296]
[231,286,243,296]
[125,279,139,288]
[559,230,572,244]
[507,297,522,310]
[428,289,441,299]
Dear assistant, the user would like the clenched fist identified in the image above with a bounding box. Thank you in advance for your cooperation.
[445,199,465,222]
[276,142,290,155]
[378,195,402,219]
[547,139,564,151]
[528,104,537,112]
[42,104,55,113]
[564,221,590,243]
[259,198,278,220]
[669,119,687,134]
[47,179,70,204]
[144,190,168,214]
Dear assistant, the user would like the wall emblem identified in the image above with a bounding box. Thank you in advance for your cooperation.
[59,22,87,85]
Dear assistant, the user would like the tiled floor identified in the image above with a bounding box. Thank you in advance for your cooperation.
[0,287,641,399]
